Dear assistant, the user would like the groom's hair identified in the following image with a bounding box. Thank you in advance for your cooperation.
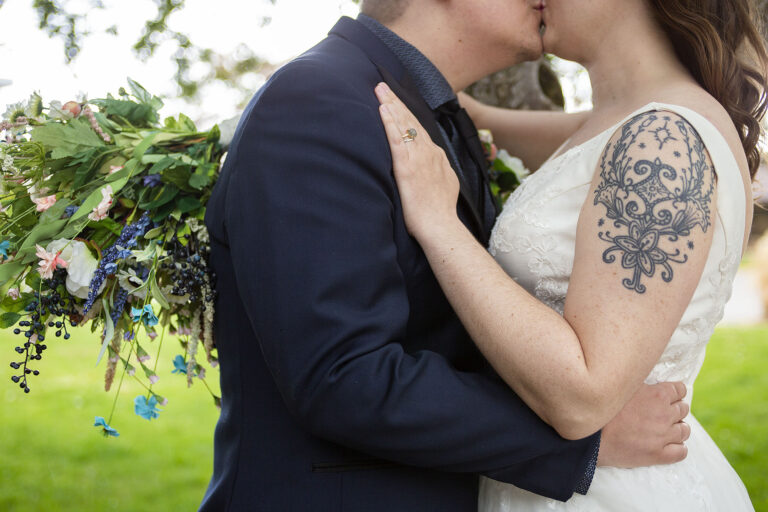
[360,0,410,23]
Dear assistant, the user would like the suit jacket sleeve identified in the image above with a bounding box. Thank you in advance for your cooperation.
[217,61,600,501]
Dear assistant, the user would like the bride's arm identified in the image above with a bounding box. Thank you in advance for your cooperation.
[378,83,716,440]
[459,92,590,170]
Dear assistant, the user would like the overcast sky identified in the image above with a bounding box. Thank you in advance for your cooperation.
[0,0,359,126]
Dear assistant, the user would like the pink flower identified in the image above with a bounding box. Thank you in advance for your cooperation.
[32,194,57,212]
[149,374,160,385]
[147,331,158,340]
[7,288,19,300]
[29,333,38,344]
[109,165,124,174]
[36,244,68,279]
[88,185,113,221]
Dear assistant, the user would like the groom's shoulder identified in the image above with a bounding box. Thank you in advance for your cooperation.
[260,35,382,106]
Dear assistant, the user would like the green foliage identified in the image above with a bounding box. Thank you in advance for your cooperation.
[31,119,105,159]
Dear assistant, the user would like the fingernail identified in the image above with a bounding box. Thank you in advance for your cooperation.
[380,103,389,115]
[377,82,389,94]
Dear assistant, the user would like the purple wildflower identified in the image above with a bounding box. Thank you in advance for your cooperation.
[83,213,152,314]
[143,174,162,187]
[111,286,129,326]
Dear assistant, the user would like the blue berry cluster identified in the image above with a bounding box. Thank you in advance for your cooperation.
[9,268,78,393]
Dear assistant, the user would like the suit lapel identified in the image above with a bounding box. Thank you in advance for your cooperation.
[330,17,487,239]
[377,67,486,237]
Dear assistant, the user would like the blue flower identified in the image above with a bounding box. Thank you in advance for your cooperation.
[131,304,159,327]
[134,395,162,420]
[63,205,79,218]
[171,355,187,375]
[93,416,120,437]
[0,240,10,260]
[142,174,163,188]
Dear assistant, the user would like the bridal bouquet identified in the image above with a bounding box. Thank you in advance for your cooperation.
[1,81,525,437]
[0,80,224,435]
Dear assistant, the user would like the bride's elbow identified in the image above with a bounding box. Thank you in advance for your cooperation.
[551,415,603,441]
[547,393,612,440]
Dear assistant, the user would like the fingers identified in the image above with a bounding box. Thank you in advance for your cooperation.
[675,401,690,422]
[659,442,689,465]
[378,103,407,159]
[670,381,687,403]
[666,421,691,445]
[375,83,426,144]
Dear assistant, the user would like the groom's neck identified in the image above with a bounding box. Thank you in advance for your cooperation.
[379,8,522,93]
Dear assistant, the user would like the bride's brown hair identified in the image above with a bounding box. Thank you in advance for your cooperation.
[648,0,768,179]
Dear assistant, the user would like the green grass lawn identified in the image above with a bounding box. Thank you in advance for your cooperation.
[0,325,766,511]
[693,324,768,511]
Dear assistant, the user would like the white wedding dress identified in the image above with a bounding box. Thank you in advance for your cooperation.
[480,103,754,511]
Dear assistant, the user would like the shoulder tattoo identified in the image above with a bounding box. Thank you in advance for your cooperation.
[593,111,715,294]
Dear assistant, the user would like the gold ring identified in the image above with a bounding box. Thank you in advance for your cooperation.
[402,128,417,143]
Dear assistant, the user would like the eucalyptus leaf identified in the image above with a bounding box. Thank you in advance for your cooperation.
[143,227,164,240]
[0,312,21,328]
[25,271,42,291]
[1,294,30,313]
[127,77,153,105]
[150,273,170,310]
[0,261,24,287]
[147,157,175,175]
[141,185,179,210]
[133,133,157,160]
[177,196,202,214]
[96,298,113,366]
[18,219,69,253]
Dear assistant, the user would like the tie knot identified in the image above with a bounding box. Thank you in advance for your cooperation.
[436,99,461,116]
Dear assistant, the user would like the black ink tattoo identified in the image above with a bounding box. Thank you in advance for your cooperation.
[594,112,715,294]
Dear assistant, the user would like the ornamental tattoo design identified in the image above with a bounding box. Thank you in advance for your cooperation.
[594,112,715,294]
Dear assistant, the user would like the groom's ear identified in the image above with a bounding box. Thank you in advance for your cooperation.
[360,0,411,24]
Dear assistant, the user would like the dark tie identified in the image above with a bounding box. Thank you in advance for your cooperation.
[435,100,498,236]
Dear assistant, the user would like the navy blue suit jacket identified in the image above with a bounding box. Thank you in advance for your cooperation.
[200,16,599,512]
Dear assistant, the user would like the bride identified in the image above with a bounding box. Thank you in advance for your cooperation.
[375,0,766,510]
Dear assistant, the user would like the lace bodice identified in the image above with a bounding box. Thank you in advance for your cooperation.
[489,102,746,393]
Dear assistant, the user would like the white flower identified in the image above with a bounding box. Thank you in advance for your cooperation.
[7,288,19,300]
[3,101,26,123]
[48,101,75,121]
[497,149,531,182]
[45,239,103,299]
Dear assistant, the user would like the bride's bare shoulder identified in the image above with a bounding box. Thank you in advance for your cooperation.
[655,84,748,168]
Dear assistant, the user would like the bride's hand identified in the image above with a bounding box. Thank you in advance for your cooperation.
[375,82,461,240]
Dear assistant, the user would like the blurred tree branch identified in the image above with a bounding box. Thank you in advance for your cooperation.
[2,0,277,103]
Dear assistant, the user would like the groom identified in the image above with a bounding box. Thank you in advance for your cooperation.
[201,0,691,510]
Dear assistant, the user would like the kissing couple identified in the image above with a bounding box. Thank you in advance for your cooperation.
[201,0,766,510]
